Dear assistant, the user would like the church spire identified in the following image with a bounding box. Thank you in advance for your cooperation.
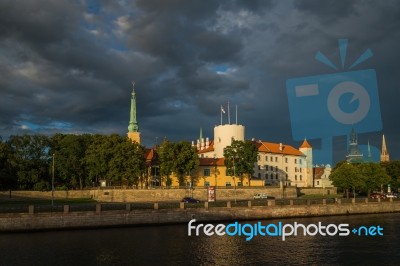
[127,82,141,144]
[381,134,390,162]
[128,82,139,133]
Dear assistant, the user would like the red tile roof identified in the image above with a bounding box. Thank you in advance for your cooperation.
[299,139,312,149]
[145,148,157,161]
[199,157,225,166]
[255,141,305,156]
[313,167,325,180]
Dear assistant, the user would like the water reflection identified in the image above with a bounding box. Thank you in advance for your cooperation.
[0,213,399,265]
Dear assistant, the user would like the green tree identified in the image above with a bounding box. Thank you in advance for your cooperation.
[330,162,365,198]
[85,134,146,187]
[7,135,51,190]
[158,140,174,187]
[109,138,146,188]
[85,134,120,185]
[172,141,199,186]
[358,163,391,196]
[224,140,258,186]
[0,140,17,190]
[381,160,400,191]
[158,140,199,187]
[51,134,93,189]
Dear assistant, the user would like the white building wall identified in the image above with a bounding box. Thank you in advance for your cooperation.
[254,153,308,187]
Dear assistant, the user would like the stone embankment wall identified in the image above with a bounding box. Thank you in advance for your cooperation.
[300,187,337,195]
[0,187,299,202]
[0,200,399,232]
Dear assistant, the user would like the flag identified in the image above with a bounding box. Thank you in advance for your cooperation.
[221,106,226,114]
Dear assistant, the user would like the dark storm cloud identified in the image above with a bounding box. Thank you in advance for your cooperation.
[294,0,358,24]
[0,0,399,162]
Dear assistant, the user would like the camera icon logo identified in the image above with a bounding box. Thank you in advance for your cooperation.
[286,39,382,164]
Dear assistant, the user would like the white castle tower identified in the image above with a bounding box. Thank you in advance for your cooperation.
[213,124,245,158]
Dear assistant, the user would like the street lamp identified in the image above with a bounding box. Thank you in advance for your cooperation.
[213,154,218,187]
[213,154,217,203]
[52,153,55,207]
[233,155,237,204]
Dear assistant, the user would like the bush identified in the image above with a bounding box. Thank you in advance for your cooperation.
[34,181,50,191]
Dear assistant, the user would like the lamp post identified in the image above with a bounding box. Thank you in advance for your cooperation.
[213,154,217,186]
[213,154,217,203]
[52,153,55,207]
[233,156,237,204]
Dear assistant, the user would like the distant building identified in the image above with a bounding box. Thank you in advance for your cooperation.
[381,134,390,162]
[346,128,363,163]
[313,165,333,188]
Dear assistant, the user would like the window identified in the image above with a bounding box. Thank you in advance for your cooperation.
[275,157,278,162]
[299,159,302,164]
[257,155,261,161]
[294,159,297,164]
[203,169,211,176]
[300,175,302,181]
[275,174,278,180]
[204,181,210,187]
[271,156,273,161]
[258,173,261,178]
[317,181,320,186]
[226,182,232,187]
[285,158,288,163]
[265,173,268,179]
[265,156,268,161]
[275,166,278,172]
[295,167,298,172]
[300,168,302,172]
[295,175,297,180]
[264,165,267,170]
[238,182,243,187]
[285,167,288,172]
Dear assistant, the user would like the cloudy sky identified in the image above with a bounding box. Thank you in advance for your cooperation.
[0,0,399,164]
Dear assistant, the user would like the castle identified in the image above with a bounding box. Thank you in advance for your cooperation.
[127,84,390,188]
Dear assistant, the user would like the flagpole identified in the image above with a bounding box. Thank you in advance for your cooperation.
[220,106,222,125]
[228,101,231,125]
[236,104,237,125]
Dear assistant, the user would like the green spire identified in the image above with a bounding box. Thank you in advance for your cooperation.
[128,82,139,133]
[367,140,372,162]
[199,127,203,141]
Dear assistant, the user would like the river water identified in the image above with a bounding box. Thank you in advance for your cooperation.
[1,213,399,265]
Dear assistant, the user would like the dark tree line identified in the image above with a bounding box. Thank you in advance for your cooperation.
[0,134,146,190]
[330,160,400,197]
[0,134,204,190]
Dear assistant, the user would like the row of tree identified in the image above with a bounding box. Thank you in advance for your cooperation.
[0,134,147,190]
[330,160,400,197]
